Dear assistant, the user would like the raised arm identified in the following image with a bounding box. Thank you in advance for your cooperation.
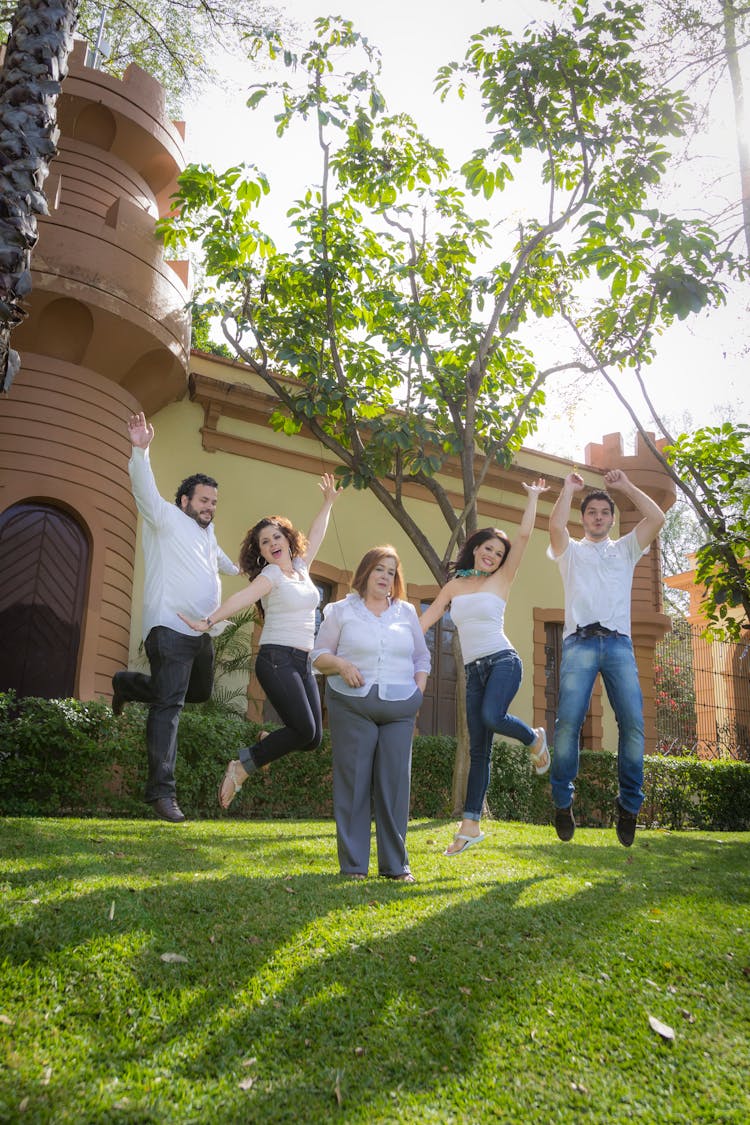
[303,473,343,565]
[548,472,585,558]
[419,583,454,634]
[604,469,665,549]
[501,478,548,582]
[126,413,165,526]
[178,572,272,633]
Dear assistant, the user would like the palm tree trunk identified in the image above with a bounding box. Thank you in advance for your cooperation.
[0,0,79,392]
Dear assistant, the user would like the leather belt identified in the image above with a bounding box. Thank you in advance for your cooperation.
[575,622,618,639]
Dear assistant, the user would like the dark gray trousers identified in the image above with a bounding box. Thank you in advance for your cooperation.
[326,683,422,877]
[114,626,214,802]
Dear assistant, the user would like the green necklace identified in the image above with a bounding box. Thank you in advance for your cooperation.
[456,568,492,578]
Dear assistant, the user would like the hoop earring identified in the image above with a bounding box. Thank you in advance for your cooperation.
[256,555,263,567]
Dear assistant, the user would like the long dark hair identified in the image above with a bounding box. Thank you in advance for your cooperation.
[450,527,512,576]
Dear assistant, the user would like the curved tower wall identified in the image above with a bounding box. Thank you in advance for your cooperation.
[0,41,190,700]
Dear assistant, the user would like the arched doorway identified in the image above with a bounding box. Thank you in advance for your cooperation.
[0,502,89,698]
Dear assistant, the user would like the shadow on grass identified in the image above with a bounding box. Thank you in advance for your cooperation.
[1,821,748,1123]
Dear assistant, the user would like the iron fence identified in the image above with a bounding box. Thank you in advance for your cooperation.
[654,619,750,760]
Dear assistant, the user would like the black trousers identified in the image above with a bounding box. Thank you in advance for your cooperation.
[239,644,322,770]
[115,626,214,802]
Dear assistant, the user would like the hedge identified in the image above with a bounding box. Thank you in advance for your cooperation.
[1,693,749,829]
[0,693,454,821]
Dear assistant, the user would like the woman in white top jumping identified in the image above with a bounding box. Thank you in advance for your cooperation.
[178,474,341,808]
[420,480,550,856]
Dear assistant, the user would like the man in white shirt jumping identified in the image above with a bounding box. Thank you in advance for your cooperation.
[112,413,239,822]
[547,469,665,847]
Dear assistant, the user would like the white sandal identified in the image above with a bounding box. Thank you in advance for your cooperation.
[218,760,245,809]
[529,728,550,776]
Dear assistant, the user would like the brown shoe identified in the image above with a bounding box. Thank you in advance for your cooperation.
[151,797,186,823]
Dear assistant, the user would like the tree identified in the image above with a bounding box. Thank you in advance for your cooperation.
[643,0,750,258]
[660,497,701,616]
[0,0,283,393]
[0,0,78,392]
[160,2,733,806]
[70,0,287,112]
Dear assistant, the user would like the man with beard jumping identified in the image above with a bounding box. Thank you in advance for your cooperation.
[111,413,239,822]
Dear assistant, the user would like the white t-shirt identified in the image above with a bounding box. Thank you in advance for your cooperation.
[548,530,646,639]
[311,593,431,700]
[258,558,320,651]
[450,591,513,664]
[129,448,238,639]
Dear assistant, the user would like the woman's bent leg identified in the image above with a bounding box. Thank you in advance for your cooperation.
[246,647,322,769]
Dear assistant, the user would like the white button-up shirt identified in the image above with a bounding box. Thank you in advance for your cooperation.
[548,530,646,639]
[312,593,431,700]
[130,448,239,639]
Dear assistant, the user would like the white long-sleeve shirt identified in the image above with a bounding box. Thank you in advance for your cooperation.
[129,447,239,639]
[311,593,431,700]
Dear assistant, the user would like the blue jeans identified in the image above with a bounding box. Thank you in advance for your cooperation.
[239,644,322,769]
[551,632,644,814]
[464,649,535,820]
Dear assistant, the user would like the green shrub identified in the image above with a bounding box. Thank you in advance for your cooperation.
[0,694,453,820]
[486,740,550,824]
[2,693,750,828]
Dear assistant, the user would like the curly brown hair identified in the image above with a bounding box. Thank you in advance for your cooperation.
[351,546,405,602]
[239,516,309,584]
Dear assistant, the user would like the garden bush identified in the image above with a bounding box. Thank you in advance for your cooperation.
[2,693,749,828]
[0,693,455,820]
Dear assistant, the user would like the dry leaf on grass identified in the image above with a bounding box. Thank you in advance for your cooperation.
[648,1015,675,1041]
[238,1076,254,1091]
[160,952,188,964]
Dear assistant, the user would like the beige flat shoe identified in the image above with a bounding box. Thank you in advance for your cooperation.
[218,760,245,809]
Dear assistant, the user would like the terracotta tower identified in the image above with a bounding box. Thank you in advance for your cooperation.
[0,41,189,701]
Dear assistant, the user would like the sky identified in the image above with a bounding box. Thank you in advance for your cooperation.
[181,0,748,462]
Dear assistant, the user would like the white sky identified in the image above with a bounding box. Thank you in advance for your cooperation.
[182,0,748,461]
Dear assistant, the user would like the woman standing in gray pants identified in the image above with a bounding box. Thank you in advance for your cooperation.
[312,546,431,883]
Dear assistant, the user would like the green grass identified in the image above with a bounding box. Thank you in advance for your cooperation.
[1,817,748,1124]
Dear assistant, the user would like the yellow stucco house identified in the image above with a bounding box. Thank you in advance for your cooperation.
[0,47,676,754]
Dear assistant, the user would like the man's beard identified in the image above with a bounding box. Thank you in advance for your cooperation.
[184,501,213,527]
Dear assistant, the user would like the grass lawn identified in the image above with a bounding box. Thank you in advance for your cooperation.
[1,816,748,1124]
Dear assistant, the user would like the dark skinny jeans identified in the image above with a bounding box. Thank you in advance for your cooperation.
[239,644,323,769]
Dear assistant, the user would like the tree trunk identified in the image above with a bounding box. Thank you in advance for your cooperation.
[0,0,79,392]
[450,632,470,816]
[722,0,750,258]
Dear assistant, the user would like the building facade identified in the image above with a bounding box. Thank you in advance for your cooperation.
[0,49,676,753]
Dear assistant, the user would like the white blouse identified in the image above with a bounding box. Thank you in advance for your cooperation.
[312,593,431,700]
